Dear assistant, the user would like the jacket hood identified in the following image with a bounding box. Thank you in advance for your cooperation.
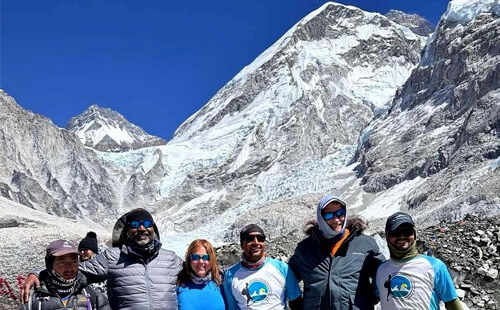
[112,210,161,247]
[316,194,348,239]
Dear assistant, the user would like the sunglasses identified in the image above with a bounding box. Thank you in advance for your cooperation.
[79,248,91,253]
[129,220,154,229]
[190,254,210,261]
[244,234,265,243]
[322,209,346,220]
[388,228,414,238]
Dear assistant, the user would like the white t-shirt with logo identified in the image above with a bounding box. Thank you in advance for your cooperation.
[376,255,458,310]
[223,257,301,310]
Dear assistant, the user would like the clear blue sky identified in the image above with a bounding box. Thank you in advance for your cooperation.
[1,0,450,140]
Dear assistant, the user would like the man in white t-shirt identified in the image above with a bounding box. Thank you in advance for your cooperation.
[223,224,303,310]
[376,212,463,310]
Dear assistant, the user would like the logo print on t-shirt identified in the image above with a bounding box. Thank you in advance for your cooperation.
[244,280,270,303]
[389,274,413,298]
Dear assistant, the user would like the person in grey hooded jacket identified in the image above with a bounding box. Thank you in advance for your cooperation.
[22,208,183,310]
[288,194,385,310]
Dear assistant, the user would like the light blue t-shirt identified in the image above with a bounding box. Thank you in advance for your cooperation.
[223,257,301,310]
[376,255,458,310]
[176,280,225,310]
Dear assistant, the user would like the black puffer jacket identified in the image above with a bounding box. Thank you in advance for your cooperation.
[21,272,110,310]
[288,216,385,310]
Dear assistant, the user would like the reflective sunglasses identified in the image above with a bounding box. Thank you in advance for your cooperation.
[190,254,210,261]
[129,220,154,229]
[322,209,346,220]
[388,228,414,238]
[244,234,265,243]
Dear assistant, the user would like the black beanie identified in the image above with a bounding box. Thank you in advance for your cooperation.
[239,224,266,245]
[126,208,154,224]
[79,231,99,253]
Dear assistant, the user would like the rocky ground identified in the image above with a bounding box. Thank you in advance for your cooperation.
[416,213,500,309]
[216,213,500,310]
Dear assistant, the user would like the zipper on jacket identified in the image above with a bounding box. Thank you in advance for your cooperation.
[145,263,154,310]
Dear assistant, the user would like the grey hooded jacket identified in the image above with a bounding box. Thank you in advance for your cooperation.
[288,216,385,310]
[80,211,183,310]
[80,245,182,310]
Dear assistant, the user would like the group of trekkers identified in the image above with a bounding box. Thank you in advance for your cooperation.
[19,194,464,310]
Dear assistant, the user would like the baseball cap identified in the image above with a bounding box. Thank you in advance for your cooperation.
[46,239,80,257]
[385,212,415,232]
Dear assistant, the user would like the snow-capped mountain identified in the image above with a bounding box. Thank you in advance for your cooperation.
[1,1,499,300]
[66,104,167,152]
[0,91,122,224]
[143,2,427,245]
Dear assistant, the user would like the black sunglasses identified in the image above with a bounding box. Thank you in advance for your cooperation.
[244,234,265,243]
[190,254,209,261]
[129,220,154,229]
[388,228,414,238]
[322,209,346,220]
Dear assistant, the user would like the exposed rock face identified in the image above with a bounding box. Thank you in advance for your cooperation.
[66,104,167,152]
[384,9,435,36]
[357,6,500,224]
[0,91,120,225]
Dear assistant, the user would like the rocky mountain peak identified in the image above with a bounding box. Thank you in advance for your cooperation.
[384,9,435,36]
[66,104,167,152]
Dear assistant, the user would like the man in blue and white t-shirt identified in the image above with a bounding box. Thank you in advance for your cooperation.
[376,212,463,310]
[223,224,303,310]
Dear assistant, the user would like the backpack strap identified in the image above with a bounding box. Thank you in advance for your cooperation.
[83,286,102,310]
[82,288,92,310]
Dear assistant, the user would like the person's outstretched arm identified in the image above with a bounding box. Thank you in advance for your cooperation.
[20,269,43,303]
[78,249,110,283]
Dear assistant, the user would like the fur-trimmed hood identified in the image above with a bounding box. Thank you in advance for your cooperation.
[111,209,161,248]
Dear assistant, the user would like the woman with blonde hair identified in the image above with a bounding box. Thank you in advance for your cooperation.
[176,239,225,310]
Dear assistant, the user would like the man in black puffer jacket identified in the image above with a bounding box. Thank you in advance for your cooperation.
[288,194,385,310]
[22,208,183,310]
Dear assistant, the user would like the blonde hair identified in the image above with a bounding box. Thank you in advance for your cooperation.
[177,239,222,286]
